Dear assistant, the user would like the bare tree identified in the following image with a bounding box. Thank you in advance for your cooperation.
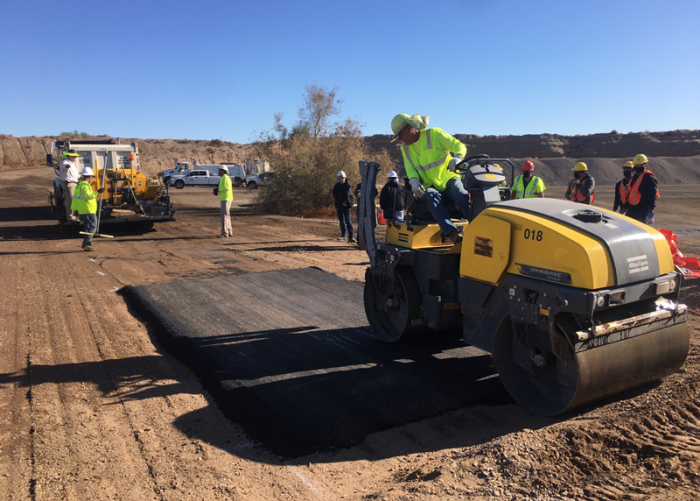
[297,85,343,139]
[252,85,392,217]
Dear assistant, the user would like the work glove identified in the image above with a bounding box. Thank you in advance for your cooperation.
[97,188,105,194]
[409,178,426,198]
[645,211,655,224]
[447,155,463,172]
[213,188,219,196]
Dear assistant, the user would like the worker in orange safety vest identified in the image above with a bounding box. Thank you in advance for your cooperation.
[565,162,595,204]
[613,161,634,213]
[625,154,659,225]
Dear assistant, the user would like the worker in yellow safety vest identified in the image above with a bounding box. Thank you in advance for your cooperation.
[391,113,470,243]
[510,161,545,199]
[213,166,233,238]
[71,167,104,251]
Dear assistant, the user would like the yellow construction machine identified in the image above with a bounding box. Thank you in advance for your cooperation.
[48,140,175,227]
[358,157,689,414]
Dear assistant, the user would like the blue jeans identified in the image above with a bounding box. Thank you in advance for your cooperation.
[80,213,97,245]
[425,177,472,236]
[336,207,354,239]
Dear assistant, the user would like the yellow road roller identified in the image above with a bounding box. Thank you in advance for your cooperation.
[357,158,689,415]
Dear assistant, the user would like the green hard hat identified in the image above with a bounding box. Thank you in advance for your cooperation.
[390,114,410,141]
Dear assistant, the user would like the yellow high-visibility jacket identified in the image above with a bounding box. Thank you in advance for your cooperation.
[512,175,546,198]
[218,175,233,202]
[400,128,467,191]
[71,180,98,215]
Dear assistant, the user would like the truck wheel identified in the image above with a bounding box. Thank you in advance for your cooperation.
[247,182,258,189]
[174,180,185,189]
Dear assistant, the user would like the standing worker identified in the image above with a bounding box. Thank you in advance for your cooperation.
[380,171,407,222]
[613,161,634,213]
[625,154,659,225]
[391,113,470,243]
[71,167,104,251]
[213,166,233,238]
[510,160,546,199]
[333,171,355,243]
[565,162,595,204]
[354,181,362,222]
[60,149,81,222]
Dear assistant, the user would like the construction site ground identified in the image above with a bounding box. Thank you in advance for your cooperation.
[1,167,700,501]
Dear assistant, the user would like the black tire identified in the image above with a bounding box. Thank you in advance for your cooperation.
[248,182,258,189]
[363,268,423,342]
[174,180,185,189]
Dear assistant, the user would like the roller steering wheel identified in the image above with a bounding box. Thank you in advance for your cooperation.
[455,154,491,176]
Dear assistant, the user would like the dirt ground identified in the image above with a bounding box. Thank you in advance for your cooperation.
[1,168,699,501]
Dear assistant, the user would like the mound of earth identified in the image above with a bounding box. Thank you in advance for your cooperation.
[2,130,700,179]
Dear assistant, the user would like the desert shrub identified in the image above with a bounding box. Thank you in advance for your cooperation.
[252,86,392,216]
[59,130,89,138]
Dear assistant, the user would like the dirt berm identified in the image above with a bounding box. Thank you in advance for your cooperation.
[3,130,700,176]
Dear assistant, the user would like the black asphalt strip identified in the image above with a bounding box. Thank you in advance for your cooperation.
[121,267,509,458]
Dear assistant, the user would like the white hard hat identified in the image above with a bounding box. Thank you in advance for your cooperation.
[387,170,398,178]
[337,170,346,178]
[219,166,229,173]
[81,167,94,177]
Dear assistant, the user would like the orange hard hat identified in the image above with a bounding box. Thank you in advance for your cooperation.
[522,161,535,173]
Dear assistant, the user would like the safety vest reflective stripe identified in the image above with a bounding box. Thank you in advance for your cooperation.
[618,180,629,204]
[426,129,433,150]
[572,179,594,203]
[629,171,651,206]
[402,143,447,173]
[513,175,541,198]
[71,181,97,214]
[402,145,416,170]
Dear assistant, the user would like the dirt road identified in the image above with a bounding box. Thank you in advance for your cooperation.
[1,168,699,501]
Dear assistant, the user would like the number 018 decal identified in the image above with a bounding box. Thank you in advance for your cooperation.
[523,228,543,241]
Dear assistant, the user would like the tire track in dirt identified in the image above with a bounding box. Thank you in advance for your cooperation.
[0,256,39,501]
[67,256,169,501]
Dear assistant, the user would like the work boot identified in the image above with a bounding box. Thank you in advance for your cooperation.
[217,234,226,238]
[81,241,89,249]
[83,244,94,252]
[446,229,463,244]
[348,237,356,243]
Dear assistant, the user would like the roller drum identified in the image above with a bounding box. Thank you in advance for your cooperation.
[494,317,690,415]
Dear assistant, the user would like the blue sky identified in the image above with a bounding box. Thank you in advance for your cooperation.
[1,0,698,143]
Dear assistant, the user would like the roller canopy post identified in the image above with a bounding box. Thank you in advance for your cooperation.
[358,161,379,268]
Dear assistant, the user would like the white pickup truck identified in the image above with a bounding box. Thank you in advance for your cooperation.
[170,170,223,189]
[163,162,246,187]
